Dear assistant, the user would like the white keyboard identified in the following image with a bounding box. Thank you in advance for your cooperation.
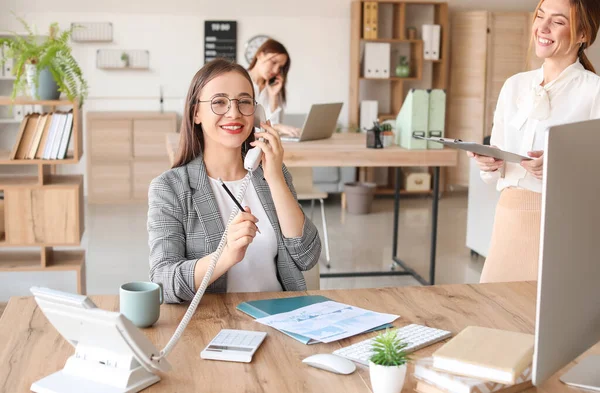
[333,324,452,366]
[200,329,267,363]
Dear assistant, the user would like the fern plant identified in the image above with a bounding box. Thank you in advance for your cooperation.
[369,329,411,367]
[0,14,88,105]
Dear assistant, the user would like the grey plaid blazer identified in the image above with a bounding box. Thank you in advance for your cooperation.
[147,155,321,303]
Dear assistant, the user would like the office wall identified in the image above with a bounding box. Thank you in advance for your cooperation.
[3,0,599,187]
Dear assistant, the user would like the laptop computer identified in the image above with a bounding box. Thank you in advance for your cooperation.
[280,103,343,142]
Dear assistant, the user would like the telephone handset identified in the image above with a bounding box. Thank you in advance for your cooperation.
[244,104,267,172]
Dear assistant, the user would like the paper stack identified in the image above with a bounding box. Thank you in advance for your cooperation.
[413,326,534,393]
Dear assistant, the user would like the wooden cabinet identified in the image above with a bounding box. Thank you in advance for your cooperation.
[87,112,177,204]
[446,12,541,187]
[0,97,86,294]
[5,176,84,245]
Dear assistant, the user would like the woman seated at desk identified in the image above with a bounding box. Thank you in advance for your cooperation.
[147,59,321,303]
[247,38,300,137]
[468,0,600,283]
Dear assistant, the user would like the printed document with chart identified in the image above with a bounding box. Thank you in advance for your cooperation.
[254,301,399,343]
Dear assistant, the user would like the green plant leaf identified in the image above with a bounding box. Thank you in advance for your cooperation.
[1,13,88,105]
[369,328,411,367]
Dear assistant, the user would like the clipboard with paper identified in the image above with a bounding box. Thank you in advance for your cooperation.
[414,136,532,163]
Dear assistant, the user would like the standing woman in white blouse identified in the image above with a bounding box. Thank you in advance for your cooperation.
[469,0,600,283]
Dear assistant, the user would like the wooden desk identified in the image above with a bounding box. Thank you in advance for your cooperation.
[0,283,596,393]
[166,133,458,285]
[166,133,457,168]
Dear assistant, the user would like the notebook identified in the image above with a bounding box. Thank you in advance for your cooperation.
[237,295,392,344]
[414,357,533,393]
[432,326,534,384]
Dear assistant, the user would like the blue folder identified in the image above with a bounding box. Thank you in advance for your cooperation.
[237,295,393,344]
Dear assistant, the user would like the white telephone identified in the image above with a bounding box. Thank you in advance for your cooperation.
[244,104,267,172]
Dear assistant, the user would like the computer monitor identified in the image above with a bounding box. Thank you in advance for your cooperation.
[533,118,600,390]
[30,287,172,393]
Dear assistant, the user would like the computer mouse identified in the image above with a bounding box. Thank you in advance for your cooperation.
[302,354,356,375]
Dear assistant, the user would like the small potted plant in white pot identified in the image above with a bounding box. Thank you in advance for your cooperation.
[369,329,410,393]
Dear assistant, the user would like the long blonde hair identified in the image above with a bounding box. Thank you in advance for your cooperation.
[532,0,600,73]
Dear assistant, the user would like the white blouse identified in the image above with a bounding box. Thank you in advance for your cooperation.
[208,176,282,293]
[482,59,600,193]
[253,82,284,125]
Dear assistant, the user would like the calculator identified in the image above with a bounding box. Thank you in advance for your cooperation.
[200,329,267,363]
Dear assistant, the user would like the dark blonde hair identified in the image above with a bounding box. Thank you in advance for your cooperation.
[532,0,600,73]
[247,39,291,103]
[173,59,255,168]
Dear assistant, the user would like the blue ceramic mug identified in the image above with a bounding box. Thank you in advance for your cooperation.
[119,281,163,328]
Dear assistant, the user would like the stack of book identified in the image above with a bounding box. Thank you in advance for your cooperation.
[414,326,535,393]
[10,111,74,160]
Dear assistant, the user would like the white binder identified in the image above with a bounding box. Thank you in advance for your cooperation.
[422,25,433,60]
[378,43,390,78]
[360,100,379,132]
[364,43,378,78]
[431,25,441,61]
[363,43,389,79]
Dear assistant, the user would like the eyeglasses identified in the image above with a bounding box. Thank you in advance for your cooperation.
[198,96,257,116]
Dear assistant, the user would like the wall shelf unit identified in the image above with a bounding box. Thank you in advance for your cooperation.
[350,0,449,194]
[0,97,85,294]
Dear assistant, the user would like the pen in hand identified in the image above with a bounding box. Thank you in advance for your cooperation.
[218,178,261,234]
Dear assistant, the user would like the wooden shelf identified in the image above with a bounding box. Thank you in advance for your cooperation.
[360,77,421,81]
[0,77,16,81]
[0,250,84,272]
[0,174,82,189]
[378,113,397,121]
[0,151,79,165]
[98,67,150,71]
[362,38,422,44]
[0,97,78,107]
[0,119,20,124]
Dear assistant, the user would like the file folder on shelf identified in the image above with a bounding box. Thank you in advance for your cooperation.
[363,2,378,39]
[370,2,378,39]
[395,89,429,150]
[431,25,441,61]
[360,100,378,132]
[427,89,446,149]
[363,2,372,38]
[363,43,390,79]
[422,24,441,61]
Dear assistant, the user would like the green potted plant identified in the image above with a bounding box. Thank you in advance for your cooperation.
[0,14,88,105]
[369,329,410,393]
[120,52,129,68]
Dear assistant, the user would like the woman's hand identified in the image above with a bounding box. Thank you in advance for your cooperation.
[250,121,285,185]
[273,123,300,137]
[521,150,544,180]
[266,74,283,112]
[224,207,259,264]
[467,146,504,172]
[266,74,284,97]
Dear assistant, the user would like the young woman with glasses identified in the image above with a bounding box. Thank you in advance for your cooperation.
[147,59,321,303]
